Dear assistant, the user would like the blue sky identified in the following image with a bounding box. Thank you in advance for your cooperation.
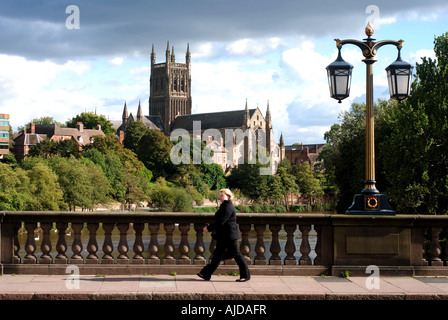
[0,0,447,144]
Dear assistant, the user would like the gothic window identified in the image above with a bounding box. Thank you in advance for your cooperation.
[174,77,178,91]
[181,78,185,91]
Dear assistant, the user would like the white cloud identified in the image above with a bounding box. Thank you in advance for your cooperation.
[226,38,282,56]
[0,54,98,130]
[410,49,436,65]
[109,57,124,66]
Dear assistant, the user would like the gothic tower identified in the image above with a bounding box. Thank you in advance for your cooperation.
[149,42,192,134]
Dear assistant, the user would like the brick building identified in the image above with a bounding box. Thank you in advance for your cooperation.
[13,122,104,161]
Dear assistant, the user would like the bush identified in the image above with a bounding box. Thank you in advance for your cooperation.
[172,187,193,212]
[150,186,175,211]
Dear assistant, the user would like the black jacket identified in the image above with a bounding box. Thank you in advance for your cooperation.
[207,200,240,241]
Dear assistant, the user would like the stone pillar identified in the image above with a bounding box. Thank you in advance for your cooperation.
[132,223,145,264]
[55,222,68,264]
[239,224,252,265]
[39,222,53,264]
[284,224,297,265]
[254,224,267,265]
[102,223,115,264]
[269,224,282,265]
[193,223,206,265]
[70,223,84,264]
[117,223,130,264]
[86,223,99,264]
[163,223,176,265]
[23,222,37,264]
[148,223,160,264]
[178,223,191,265]
[299,225,312,265]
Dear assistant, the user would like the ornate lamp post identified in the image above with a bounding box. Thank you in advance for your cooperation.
[326,22,413,215]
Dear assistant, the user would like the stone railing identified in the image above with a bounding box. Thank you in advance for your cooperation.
[1,211,448,276]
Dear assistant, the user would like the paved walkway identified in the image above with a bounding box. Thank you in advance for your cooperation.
[1,274,447,317]
[2,274,448,300]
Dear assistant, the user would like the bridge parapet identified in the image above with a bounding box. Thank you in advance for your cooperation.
[1,212,447,276]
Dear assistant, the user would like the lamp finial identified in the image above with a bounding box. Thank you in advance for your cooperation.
[365,21,374,36]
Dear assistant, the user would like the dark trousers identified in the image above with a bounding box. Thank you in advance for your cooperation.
[200,238,250,279]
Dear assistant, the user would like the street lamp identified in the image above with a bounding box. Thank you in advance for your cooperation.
[326,21,413,215]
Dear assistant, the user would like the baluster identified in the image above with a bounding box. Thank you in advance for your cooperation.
[284,224,297,265]
[254,224,266,265]
[86,223,99,264]
[13,223,21,264]
[102,223,115,264]
[163,223,176,264]
[117,223,130,264]
[430,227,443,266]
[445,227,448,267]
[39,222,53,264]
[269,224,281,265]
[239,224,252,264]
[178,223,191,264]
[71,223,84,264]
[24,222,37,264]
[148,223,160,264]
[132,223,145,264]
[55,222,68,264]
[314,225,321,265]
[299,224,312,265]
[422,227,429,266]
[193,223,206,265]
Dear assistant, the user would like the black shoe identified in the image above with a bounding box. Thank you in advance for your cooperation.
[197,273,210,281]
[236,278,250,282]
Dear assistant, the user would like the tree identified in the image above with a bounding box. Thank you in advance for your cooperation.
[123,121,149,153]
[26,163,65,210]
[28,138,82,158]
[137,129,175,179]
[291,162,324,208]
[378,33,448,214]
[84,135,152,209]
[48,157,111,211]
[66,112,116,136]
[0,163,30,210]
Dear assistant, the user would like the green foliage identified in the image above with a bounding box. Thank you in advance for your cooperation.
[66,112,116,136]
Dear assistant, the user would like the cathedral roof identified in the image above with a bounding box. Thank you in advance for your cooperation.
[170,109,256,131]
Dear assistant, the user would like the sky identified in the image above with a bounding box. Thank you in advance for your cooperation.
[0,0,447,145]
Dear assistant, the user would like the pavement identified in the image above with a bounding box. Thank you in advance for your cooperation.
[1,273,448,317]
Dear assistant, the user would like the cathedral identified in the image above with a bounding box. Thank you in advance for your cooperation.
[114,42,285,174]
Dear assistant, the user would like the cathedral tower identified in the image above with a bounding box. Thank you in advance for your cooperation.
[149,42,192,134]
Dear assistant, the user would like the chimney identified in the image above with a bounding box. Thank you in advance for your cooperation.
[30,122,35,134]
[76,122,83,132]
[96,124,101,131]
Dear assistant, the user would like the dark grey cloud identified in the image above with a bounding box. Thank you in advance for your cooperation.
[0,0,446,60]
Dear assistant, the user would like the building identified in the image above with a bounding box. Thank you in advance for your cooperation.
[0,114,10,159]
[149,42,192,135]
[115,42,284,174]
[284,143,326,169]
[13,122,105,161]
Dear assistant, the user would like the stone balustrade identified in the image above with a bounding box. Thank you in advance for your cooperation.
[1,211,448,276]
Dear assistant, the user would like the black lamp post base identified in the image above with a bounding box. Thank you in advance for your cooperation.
[346,193,396,215]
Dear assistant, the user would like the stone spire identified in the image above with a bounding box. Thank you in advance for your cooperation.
[137,100,143,121]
